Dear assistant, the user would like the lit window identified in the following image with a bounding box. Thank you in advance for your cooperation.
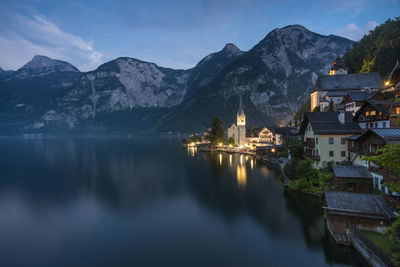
[396,107,400,114]
[329,137,334,144]
[370,110,376,116]
[366,111,370,116]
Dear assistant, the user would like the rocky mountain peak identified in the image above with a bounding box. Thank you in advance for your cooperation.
[222,43,243,56]
[16,55,80,78]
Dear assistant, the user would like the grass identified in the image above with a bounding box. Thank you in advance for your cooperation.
[361,231,392,256]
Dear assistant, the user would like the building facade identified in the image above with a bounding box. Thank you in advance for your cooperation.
[227,94,246,145]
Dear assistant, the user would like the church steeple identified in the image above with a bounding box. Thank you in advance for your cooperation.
[237,92,246,126]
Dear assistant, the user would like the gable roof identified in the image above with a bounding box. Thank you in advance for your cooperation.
[343,90,383,102]
[332,165,372,179]
[299,112,361,135]
[348,128,400,144]
[324,191,396,220]
[314,72,382,92]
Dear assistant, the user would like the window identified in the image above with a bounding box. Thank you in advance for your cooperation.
[329,137,334,144]
[370,110,376,116]
[329,151,334,157]
[374,123,378,128]
[366,111,370,116]
[316,138,318,144]
[341,151,346,157]
[397,107,400,114]
[383,122,386,128]
[351,141,354,148]
[341,138,345,144]
[370,123,374,128]
[379,112,382,116]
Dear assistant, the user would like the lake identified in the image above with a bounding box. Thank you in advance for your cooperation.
[0,137,365,266]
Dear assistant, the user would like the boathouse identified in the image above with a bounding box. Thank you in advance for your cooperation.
[332,165,373,193]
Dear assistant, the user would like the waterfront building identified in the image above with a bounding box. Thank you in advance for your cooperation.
[331,165,373,194]
[352,100,400,129]
[346,128,400,196]
[324,191,396,241]
[299,111,361,168]
[227,94,246,145]
[246,127,275,145]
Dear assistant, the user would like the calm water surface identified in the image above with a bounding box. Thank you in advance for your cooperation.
[0,137,365,266]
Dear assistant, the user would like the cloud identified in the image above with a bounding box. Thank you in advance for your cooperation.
[333,21,378,41]
[0,13,103,71]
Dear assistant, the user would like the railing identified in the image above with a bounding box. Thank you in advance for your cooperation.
[347,224,395,267]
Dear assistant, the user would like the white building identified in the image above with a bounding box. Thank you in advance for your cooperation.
[228,94,246,145]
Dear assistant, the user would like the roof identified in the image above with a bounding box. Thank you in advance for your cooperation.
[344,90,381,102]
[246,127,264,137]
[349,128,400,144]
[238,92,244,115]
[272,126,297,135]
[326,91,353,97]
[299,112,361,135]
[314,72,382,92]
[332,165,372,179]
[324,191,396,220]
[353,100,397,119]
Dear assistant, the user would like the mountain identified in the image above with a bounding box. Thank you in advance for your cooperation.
[156,25,353,132]
[0,25,353,135]
[16,55,80,79]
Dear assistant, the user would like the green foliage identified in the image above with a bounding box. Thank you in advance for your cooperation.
[327,99,335,111]
[343,17,400,79]
[289,158,332,195]
[287,139,303,159]
[227,136,235,145]
[364,143,400,264]
[384,218,400,265]
[209,117,226,146]
[364,143,400,192]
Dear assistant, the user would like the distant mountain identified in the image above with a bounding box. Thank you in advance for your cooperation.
[16,55,80,79]
[157,25,353,132]
[0,25,353,135]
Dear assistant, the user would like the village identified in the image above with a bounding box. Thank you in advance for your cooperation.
[183,58,400,266]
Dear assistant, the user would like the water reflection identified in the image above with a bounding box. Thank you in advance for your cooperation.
[0,138,365,267]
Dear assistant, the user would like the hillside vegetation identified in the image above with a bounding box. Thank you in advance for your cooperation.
[343,18,400,79]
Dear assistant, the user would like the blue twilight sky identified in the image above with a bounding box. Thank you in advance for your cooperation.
[0,0,399,71]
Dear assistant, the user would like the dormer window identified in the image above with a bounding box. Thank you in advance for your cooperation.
[370,110,376,116]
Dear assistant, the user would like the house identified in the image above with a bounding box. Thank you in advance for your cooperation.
[346,128,400,196]
[310,71,382,112]
[353,100,400,129]
[281,128,300,143]
[324,191,397,243]
[341,90,386,116]
[246,126,275,145]
[227,94,246,145]
[271,126,298,145]
[299,112,361,168]
[332,165,373,193]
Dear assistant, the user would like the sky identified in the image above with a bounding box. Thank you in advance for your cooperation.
[0,0,399,72]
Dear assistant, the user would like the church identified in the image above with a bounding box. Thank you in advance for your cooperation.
[227,94,246,145]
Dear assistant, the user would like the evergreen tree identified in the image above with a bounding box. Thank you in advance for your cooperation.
[209,117,226,145]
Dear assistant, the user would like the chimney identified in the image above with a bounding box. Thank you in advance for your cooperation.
[338,111,345,124]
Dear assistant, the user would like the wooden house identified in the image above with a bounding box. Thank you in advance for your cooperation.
[332,165,373,193]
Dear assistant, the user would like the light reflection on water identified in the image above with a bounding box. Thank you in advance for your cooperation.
[0,138,365,267]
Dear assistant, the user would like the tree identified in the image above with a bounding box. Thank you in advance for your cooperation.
[227,136,235,145]
[209,117,226,146]
[312,106,320,112]
[327,99,335,111]
[287,139,303,159]
[364,143,400,264]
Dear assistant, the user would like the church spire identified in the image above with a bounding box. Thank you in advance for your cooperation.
[238,91,244,115]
